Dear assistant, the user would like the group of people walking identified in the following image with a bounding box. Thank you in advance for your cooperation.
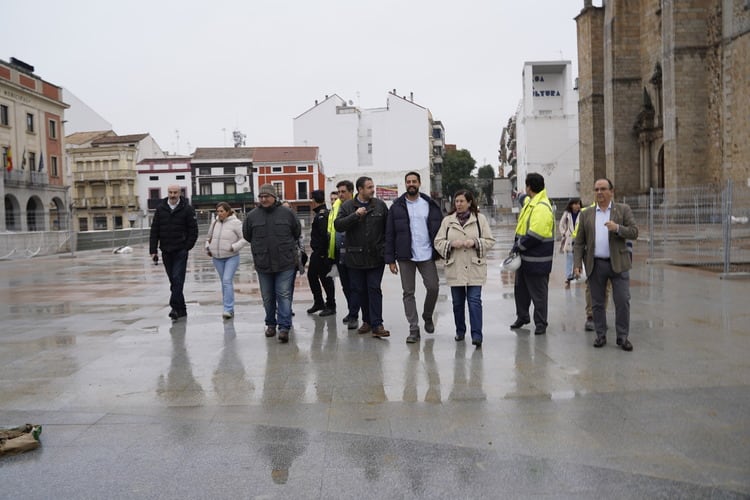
[149,172,638,352]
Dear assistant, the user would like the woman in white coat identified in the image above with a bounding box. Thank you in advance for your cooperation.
[434,189,496,348]
[205,202,248,319]
[558,198,581,288]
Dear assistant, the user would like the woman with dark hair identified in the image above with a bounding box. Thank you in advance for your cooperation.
[205,202,247,319]
[558,198,581,288]
[434,189,496,348]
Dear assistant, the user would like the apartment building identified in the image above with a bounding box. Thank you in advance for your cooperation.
[1,57,69,232]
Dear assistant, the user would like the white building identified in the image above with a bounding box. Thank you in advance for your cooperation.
[136,156,192,228]
[293,91,435,201]
[516,61,580,201]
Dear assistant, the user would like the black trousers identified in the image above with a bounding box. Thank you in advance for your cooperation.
[307,251,335,308]
[513,270,549,329]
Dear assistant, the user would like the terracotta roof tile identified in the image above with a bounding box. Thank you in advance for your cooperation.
[92,133,149,145]
[65,130,115,145]
[252,146,319,163]
[192,147,254,161]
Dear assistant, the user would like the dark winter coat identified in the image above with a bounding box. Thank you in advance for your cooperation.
[309,204,330,254]
[242,202,301,273]
[384,193,443,263]
[334,197,388,269]
[149,197,198,254]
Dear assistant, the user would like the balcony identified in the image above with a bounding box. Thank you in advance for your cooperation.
[73,196,139,209]
[191,192,255,205]
[73,169,136,182]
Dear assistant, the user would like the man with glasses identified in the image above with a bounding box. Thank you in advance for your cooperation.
[149,184,198,321]
[243,184,301,343]
[574,178,638,351]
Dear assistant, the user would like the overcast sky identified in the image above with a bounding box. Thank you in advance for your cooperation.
[3,0,587,169]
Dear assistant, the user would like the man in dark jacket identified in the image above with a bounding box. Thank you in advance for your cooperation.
[334,176,391,338]
[385,171,442,343]
[306,189,336,316]
[243,184,301,343]
[149,185,198,320]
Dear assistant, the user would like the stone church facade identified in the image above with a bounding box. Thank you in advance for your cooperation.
[576,0,750,197]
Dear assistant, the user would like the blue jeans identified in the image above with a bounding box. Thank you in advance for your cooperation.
[347,266,385,328]
[257,268,295,331]
[565,252,574,280]
[162,248,188,313]
[451,286,483,343]
[212,254,240,313]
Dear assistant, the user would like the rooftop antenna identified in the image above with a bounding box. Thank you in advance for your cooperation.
[222,128,227,147]
[175,129,180,155]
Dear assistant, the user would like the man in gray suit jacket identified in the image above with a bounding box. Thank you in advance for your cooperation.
[573,178,638,351]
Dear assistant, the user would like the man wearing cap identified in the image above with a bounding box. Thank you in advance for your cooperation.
[243,184,301,343]
[306,189,336,316]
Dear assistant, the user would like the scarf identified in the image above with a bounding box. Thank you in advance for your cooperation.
[456,210,470,226]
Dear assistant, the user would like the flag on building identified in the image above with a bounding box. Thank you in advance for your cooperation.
[38,152,44,172]
[5,146,12,172]
[22,148,27,169]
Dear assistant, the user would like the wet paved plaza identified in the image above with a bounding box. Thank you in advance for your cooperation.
[0,224,749,499]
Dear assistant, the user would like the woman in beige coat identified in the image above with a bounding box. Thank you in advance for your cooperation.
[205,202,248,319]
[434,189,496,348]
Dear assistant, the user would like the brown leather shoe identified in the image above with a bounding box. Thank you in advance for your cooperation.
[371,325,390,338]
[618,338,633,351]
[278,329,289,343]
[265,326,276,338]
[357,322,371,334]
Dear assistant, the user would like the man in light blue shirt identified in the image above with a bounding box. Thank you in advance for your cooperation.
[385,172,444,343]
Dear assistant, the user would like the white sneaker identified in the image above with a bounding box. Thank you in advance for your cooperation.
[222,311,233,319]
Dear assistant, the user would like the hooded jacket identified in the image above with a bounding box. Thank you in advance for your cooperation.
[206,214,248,258]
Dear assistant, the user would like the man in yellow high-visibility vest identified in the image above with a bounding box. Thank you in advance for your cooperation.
[327,180,357,326]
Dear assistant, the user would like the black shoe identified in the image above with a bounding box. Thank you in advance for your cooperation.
[472,339,482,349]
[342,315,353,324]
[172,310,187,321]
[265,326,277,338]
[510,320,529,329]
[168,309,178,319]
[454,335,465,342]
[307,304,324,314]
[593,336,606,348]
[534,327,546,335]
[347,318,359,330]
[406,333,420,344]
[619,339,633,352]
[585,318,595,331]
[278,330,289,343]
[424,319,435,334]
[319,308,336,317]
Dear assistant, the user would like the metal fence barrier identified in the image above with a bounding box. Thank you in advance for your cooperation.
[622,180,750,277]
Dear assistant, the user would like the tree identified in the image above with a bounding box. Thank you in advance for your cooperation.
[442,149,476,201]
[476,164,495,205]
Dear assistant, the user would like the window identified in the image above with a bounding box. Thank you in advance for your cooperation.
[224,166,235,175]
[149,175,159,181]
[79,218,88,231]
[93,216,107,230]
[114,216,123,230]
[297,181,309,200]
[51,156,58,177]
[224,182,236,194]
[367,143,373,154]
[272,182,283,199]
[200,183,212,195]
[176,175,185,180]
[271,166,282,173]
[0,105,8,126]
[199,167,210,176]
[432,128,442,139]
[149,188,160,200]
[297,165,307,173]
[28,152,36,170]
[26,113,34,132]
[49,120,57,139]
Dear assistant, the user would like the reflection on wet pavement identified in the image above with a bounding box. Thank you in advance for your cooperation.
[0,228,749,497]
